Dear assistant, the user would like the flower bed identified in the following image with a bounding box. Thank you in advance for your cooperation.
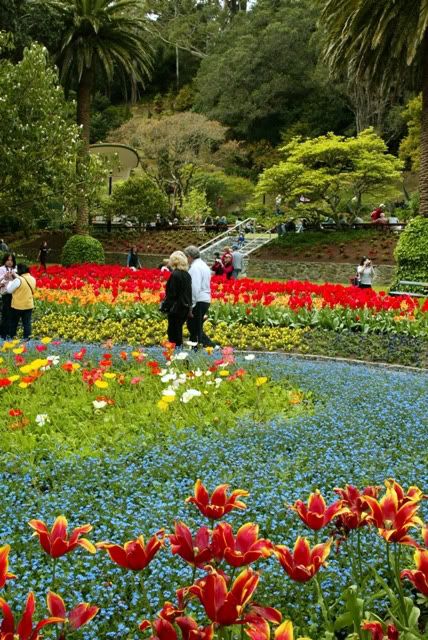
[0,349,427,639]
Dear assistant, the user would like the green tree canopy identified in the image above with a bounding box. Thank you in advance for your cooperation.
[108,175,169,228]
[399,95,421,173]
[255,129,403,224]
[0,42,83,230]
[194,0,352,143]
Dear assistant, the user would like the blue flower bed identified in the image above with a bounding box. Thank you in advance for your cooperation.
[0,349,427,639]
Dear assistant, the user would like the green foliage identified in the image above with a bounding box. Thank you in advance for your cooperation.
[255,129,403,224]
[108,175,169,227]
[394,216,428,283]
[194,0,353,142]
[0,43,83,230]
[192,169,254,211]
[61,235,105,266]
[90,94,132,143]
[178,187,212,220]
[173,84,195,111]
[399,94,421,172]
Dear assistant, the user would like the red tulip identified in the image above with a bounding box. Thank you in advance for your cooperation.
[333,484,380,532]
[274,537,332,583]
[361,621,398,640]
[28,516,96,558]
[186,480,248,520]
[47,591,98,630]
[423,525,428,547]
[176,616,214,640]
[140,617,177,640]
[0,545,16,589]
[291,490,345,530]
[401,548,428,597]
[245,615,270,640]
[169,522,212,567]
[275,620,294,640]
[0,592,64,640]
[9,409,23,417]
[97,530,165,570]
[212,523,272,567]
[188,566,259,625]
[363,480,423,545]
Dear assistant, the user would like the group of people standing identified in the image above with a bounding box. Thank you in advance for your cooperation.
[211,245,244,279]
[161,246,214,349]
[0,253,37,341]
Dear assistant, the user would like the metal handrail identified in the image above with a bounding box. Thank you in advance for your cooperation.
[198,218,256,252]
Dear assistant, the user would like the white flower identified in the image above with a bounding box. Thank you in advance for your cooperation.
[93,400,107,410]
[244,354,256,361]
[162,388,176,397]
[181,389,202,404]
[174,352,189,361]
[205,371,212,376]
[47,355,60,365]
[194,369,203,377]
[35,414,50,426]
[159,369,168,376]
[214,378,222,387]
[161,373,177,383]
[185,341,198,347]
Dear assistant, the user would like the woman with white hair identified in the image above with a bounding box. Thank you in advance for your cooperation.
[161,251,192,347]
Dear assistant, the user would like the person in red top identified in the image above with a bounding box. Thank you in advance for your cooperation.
[221,246,234,279]
[370,204,384,221]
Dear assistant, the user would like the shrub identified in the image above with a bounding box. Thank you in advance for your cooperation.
[394,216,428,284]
[61,235,105,266]
[108,175,169,228]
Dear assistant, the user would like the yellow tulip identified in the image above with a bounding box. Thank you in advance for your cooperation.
[95,380,108,389]
[256,377,268,387]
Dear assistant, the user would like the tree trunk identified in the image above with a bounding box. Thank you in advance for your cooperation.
[420,32,428,216]
[75,68,93,234]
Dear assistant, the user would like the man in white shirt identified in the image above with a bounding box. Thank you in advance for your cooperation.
[184,245,214,347]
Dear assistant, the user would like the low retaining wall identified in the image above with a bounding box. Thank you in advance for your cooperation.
[247,259,395,286]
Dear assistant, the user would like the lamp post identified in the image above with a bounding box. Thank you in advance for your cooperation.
[107,171,113,233]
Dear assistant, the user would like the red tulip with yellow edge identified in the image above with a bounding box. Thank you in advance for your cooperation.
[422,525,428,547]
[274,537,332,583]
[211,522,272,567]
[245,614,270,640]
[169,522,212,568]
[0,545,16,589]
[363,480,423,546]
[290,491,345,531]
[401,548,428,597]
[140,617,177,640]
[0,592,64,640]
[97,530,165,570]
[28,516,96,558]
[176,616,214,640]
[187,566,259,626]
[47,591,99,631]
[333,484,380,532]
[361,621,398,640]
[186,480,248,520]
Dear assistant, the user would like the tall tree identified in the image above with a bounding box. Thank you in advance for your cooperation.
[320,0,428,215]
[41,0,153,233]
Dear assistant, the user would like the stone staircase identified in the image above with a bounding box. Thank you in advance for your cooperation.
[198,219,274,274]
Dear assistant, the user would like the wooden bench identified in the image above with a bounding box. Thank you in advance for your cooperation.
[389,280,428,297]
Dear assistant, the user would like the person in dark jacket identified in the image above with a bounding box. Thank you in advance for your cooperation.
[127,246,141,269]
[161,251,192,347]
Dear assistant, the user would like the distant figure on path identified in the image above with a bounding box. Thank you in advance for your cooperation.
[38,241,50,270]
[231,245,244,279]
[127,246,142,269]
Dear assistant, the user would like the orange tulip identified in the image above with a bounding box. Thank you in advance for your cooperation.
[363,480,423,545]
[274,537,332,583]
[98,530,164,571]
[47,591,99,630]
[401,548,428,597]
[291,490,345,531]
[28,516,96,558]
[186,480,248,520]
[275,620,294,640]
[0,544,16,589]
[211,522,272,567]
[0,592,64,640]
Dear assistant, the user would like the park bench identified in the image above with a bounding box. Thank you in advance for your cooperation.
[389,280,428,297]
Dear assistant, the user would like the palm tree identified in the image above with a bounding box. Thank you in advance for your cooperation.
[320,0,428,215]
[46,0,153,233]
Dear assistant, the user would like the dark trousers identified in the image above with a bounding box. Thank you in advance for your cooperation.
[0,293,12,338]
[167,311,188,347]
[10,308,33,340]
[187,302,213,347]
